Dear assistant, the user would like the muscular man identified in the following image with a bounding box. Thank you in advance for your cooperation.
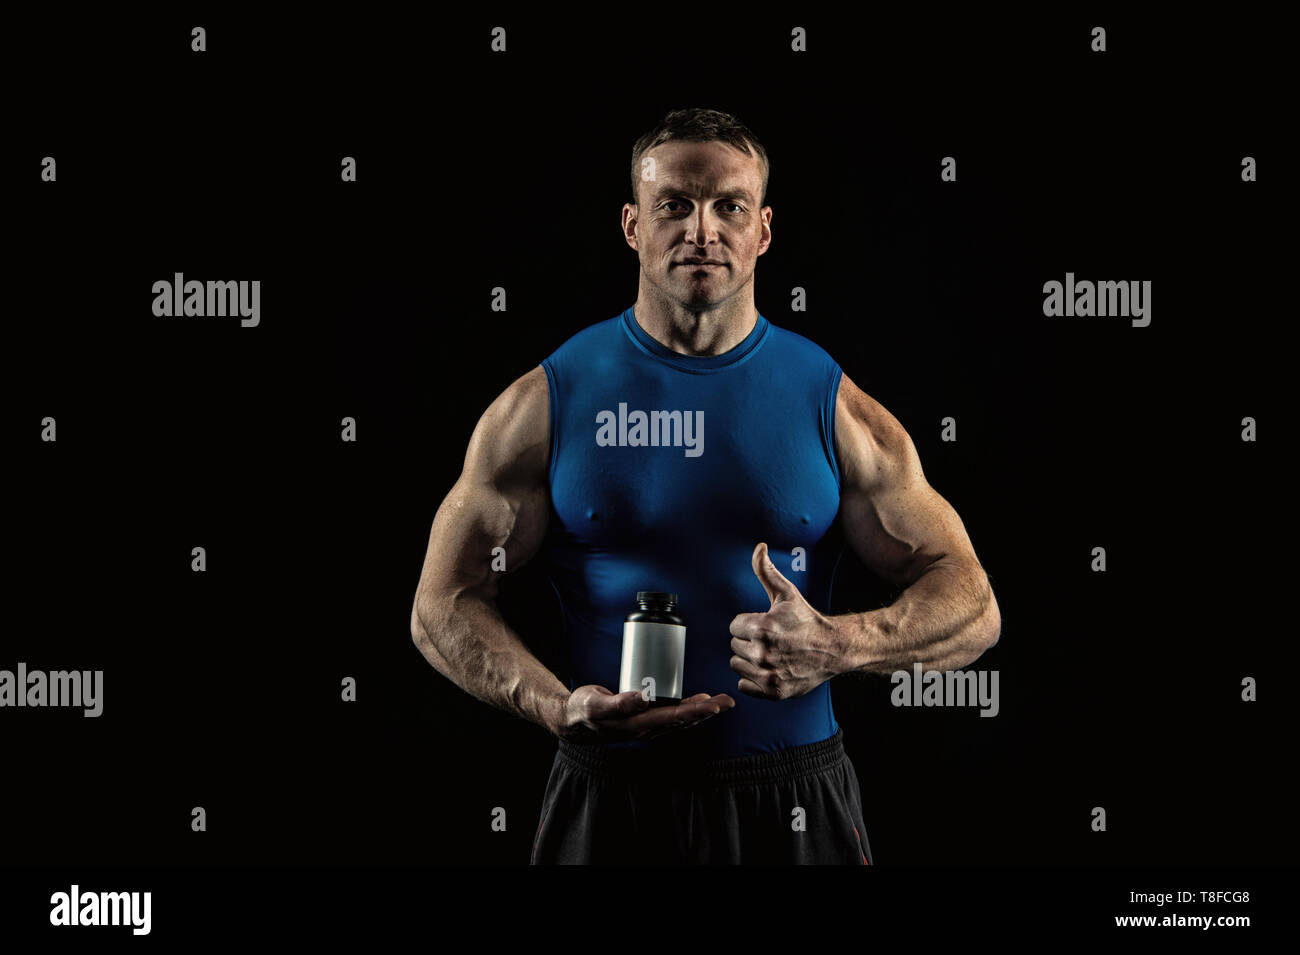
[410,107,1001,864]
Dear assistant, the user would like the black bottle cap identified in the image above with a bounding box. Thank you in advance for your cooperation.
[636,591,678,607]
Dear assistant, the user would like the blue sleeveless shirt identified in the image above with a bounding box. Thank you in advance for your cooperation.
[539,306,847,758]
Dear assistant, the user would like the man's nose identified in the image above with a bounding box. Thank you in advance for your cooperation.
[685,207,719,245]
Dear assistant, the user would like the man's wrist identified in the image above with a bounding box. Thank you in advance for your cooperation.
[827,609,880,677]
[536,686,571,736]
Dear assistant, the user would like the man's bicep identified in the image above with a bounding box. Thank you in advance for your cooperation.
[835,374,977,589]
[414,367,551,606]
[417,474,547,602]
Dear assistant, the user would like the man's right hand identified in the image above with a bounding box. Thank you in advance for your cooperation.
[553,685,735,743]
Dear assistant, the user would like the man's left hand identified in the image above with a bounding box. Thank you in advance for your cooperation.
[728,542,850,700]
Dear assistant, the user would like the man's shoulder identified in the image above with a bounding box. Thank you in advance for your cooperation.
[543,310,628,367]
[833,370,917,495]
[762,318,841,373]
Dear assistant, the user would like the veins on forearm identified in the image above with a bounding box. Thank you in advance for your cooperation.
[841,559,996,675]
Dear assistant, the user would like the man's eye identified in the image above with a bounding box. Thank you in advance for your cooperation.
[662,201,743,213]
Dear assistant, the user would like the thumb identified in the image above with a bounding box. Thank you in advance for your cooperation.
[752,542,798,606]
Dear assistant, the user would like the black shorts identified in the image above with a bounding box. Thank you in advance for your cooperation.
[530,727,873,865]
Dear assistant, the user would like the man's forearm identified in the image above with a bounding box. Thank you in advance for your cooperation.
[411,591,570,734]
[833,557,1000,675]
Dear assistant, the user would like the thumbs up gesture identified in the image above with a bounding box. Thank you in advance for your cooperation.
[728,542,849,700]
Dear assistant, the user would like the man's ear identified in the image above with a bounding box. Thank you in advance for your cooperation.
[622,203,639,251]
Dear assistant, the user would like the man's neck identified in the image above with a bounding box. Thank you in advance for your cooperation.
[631,293,758,357]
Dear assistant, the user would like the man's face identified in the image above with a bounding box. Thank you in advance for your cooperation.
[623,139,772,311]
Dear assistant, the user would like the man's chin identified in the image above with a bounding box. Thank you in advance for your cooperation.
[682,293,723,310]
[677,281,726,304]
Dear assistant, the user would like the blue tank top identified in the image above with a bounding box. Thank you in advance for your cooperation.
[539,305,847,758]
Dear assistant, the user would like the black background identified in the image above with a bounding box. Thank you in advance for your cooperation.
[5,9,1290,879]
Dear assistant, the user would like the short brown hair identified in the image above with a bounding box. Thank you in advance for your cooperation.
[629,107,770,207]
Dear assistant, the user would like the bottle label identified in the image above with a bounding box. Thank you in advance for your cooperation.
[618,622,686,701]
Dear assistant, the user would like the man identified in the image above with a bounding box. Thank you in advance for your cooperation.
[410,107,1001,864]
